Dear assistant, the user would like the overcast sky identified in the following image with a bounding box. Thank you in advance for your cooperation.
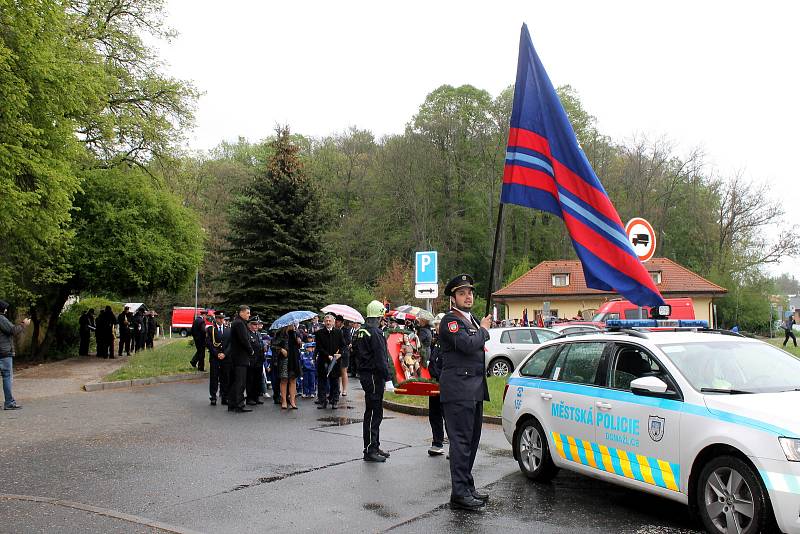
[156,0,799,278]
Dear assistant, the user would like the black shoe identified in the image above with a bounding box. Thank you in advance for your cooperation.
[221,399,228,405]
[190,360,197,368]
[330,403,338,409]
[471,490,489,502]
[314,399,321,405]
[210,398,216,406]
[363,452,386,463]
[377,449,390,458]
[246,400,257,406]
[234,407,253,413]
[3,404,21,410]
[254,400,265,405]
[450,495,485,511]
[197,367,205,372]
[317,403,327,409]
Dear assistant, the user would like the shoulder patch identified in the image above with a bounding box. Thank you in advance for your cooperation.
[448,321,459,333]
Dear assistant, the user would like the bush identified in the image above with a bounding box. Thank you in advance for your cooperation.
[54,297,123,354]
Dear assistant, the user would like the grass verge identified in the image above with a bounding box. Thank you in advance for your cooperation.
[385,376,508,418]
[768,336,800,358]
[103,339,199,381]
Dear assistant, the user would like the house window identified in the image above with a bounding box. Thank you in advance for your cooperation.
[650,271,662,284]
[552,273,569,287]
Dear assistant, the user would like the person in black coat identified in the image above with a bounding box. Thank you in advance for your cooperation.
[95,306,117,359]
[437,274,493,511]
[246,316,266,406]
[206,312,229,406]
[145,312,157,349]
[271,323,303,409]
[314,314,345,409]
[117,307,132,356]
[190,312,207,371]
[78,309,95,356]
[227,306,255,413]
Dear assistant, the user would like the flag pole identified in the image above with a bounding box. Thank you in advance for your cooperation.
[485,202,506,317]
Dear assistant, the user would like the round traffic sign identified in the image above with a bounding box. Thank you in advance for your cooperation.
[625,217,656,262]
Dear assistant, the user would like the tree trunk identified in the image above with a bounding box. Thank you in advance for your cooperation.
[32,286,71,360]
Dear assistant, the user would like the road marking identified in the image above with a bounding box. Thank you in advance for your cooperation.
[0,493,205,534]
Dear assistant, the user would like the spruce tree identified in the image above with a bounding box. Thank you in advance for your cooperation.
[223,127,332,319]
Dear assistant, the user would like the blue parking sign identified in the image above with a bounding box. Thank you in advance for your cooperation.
[415,251,437,284]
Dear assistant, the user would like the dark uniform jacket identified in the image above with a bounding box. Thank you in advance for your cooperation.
[248,330,262,366]
[437,309,490,403]
[191,315,206,342]
[352,325,391,380]
[117,312,131,335]
[206,323,228,360]
[228,317,254,367]
[314,327,345,363]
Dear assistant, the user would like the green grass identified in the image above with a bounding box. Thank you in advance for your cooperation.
[103,339,199,381]
[385,376,508,418]
[768,336,800,358]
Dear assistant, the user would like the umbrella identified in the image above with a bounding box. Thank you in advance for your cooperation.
[270,310,318,330]
[321,304,364,323]
[386,310,416,322]
[394,305,434,322]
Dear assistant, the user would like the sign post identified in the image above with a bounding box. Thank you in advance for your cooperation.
[626,218,657,318]
[415,251,438,311]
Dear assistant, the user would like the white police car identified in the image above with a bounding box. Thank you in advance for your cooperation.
[502,320,800,534]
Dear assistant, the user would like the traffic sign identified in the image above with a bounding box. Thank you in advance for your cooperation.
[415,283,439,299]
[625,218,657,262]
[415,251,438,284]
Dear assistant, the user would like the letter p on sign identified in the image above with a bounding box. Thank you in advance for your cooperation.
[415,251,438,284]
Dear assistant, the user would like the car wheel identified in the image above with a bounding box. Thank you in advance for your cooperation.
[179,329,188,337]
[489,357,513,377]
[515,418,558,481]
[697,455,771,534]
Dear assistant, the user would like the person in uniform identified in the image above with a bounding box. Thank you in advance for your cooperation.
[228,306,254,413]
[145,311,157,349]
[117,306,132,356]
[353,300,392,462]
[190,311,207,371]
[206,312,229,406]
[246,316,266,406]
[78,309,95,356]
[438,274,493,510]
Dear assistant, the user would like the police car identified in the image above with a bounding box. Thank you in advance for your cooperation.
[502,319,800,534]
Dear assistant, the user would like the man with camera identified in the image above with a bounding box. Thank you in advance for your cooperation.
[0,300,30,410]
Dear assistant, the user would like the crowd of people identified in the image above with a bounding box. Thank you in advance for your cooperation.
[78,306,160,358]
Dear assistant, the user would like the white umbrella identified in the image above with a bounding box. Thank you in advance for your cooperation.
[320,304,365,323]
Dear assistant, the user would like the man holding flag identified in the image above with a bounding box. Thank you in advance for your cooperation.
[487,24,665,317]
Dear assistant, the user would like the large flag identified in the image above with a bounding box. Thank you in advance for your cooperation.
[501,24,665,308]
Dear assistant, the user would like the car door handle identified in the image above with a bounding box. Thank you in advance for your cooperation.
[540,392,553,400]
[507,346,516,349]
[595,401,612,411]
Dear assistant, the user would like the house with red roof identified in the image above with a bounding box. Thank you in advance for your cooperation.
[492,258,727,327]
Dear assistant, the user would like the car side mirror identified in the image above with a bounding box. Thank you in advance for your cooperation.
[630,376,668,396]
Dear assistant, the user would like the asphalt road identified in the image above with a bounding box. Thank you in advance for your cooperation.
[0,378,704,533]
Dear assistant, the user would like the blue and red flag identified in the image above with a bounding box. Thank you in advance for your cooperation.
[501,24,665,308]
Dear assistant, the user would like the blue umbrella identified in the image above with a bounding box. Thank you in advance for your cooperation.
[270,310,318,330]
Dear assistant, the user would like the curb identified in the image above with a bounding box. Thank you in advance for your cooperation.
[382,399,502,425]
[83,372,208,392]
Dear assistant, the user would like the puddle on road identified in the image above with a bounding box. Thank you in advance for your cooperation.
[316,416,364,426]
[363,502,399,519]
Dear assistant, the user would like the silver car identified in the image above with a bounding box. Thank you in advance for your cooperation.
[485,327,559,377]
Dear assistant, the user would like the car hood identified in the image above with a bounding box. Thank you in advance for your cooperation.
[703,391,800,437]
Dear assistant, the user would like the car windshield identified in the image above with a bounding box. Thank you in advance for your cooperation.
[657,341,800,393]
[592,312,605,322]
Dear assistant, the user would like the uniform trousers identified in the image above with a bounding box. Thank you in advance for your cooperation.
[316,358,340,405]
[209,358,229,401]
[784,329,798,347]
[118,333,131,355]
[428,394,446,447]
[442,400,483,498]
[191,339,205,370]
[229,365,248,409]
[134,333,145,352]
[359,372,384,453]
[79,331,90,356]
[302,367,316,396]
[246,360,265,400]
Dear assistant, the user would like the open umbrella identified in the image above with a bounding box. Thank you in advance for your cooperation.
[320,304,365,323]
[386,310,416,322]
[394,305,434,322]
[270,310,318,330]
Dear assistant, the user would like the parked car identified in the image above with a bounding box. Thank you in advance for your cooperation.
[591,297,695,323]
[485,327,559,377]
[502,324,800,534]
[170,307,212,337]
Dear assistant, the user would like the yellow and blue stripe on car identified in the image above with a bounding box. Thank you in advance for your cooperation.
[551,432,681,491]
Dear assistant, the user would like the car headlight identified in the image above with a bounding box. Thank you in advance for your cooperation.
[779,437,800,461]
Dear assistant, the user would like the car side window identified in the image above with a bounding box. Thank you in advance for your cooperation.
[535,329,558,342]
[500,331,511,343]
[609,344,665,391]
[510,329,534,344]
[557,342,606,385]
[520,345,560,377]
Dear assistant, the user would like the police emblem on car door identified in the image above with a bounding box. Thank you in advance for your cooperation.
[648,415,665,442]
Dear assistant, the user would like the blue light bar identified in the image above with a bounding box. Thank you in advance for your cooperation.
[606,319,709,329]
[677,320,708,328]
